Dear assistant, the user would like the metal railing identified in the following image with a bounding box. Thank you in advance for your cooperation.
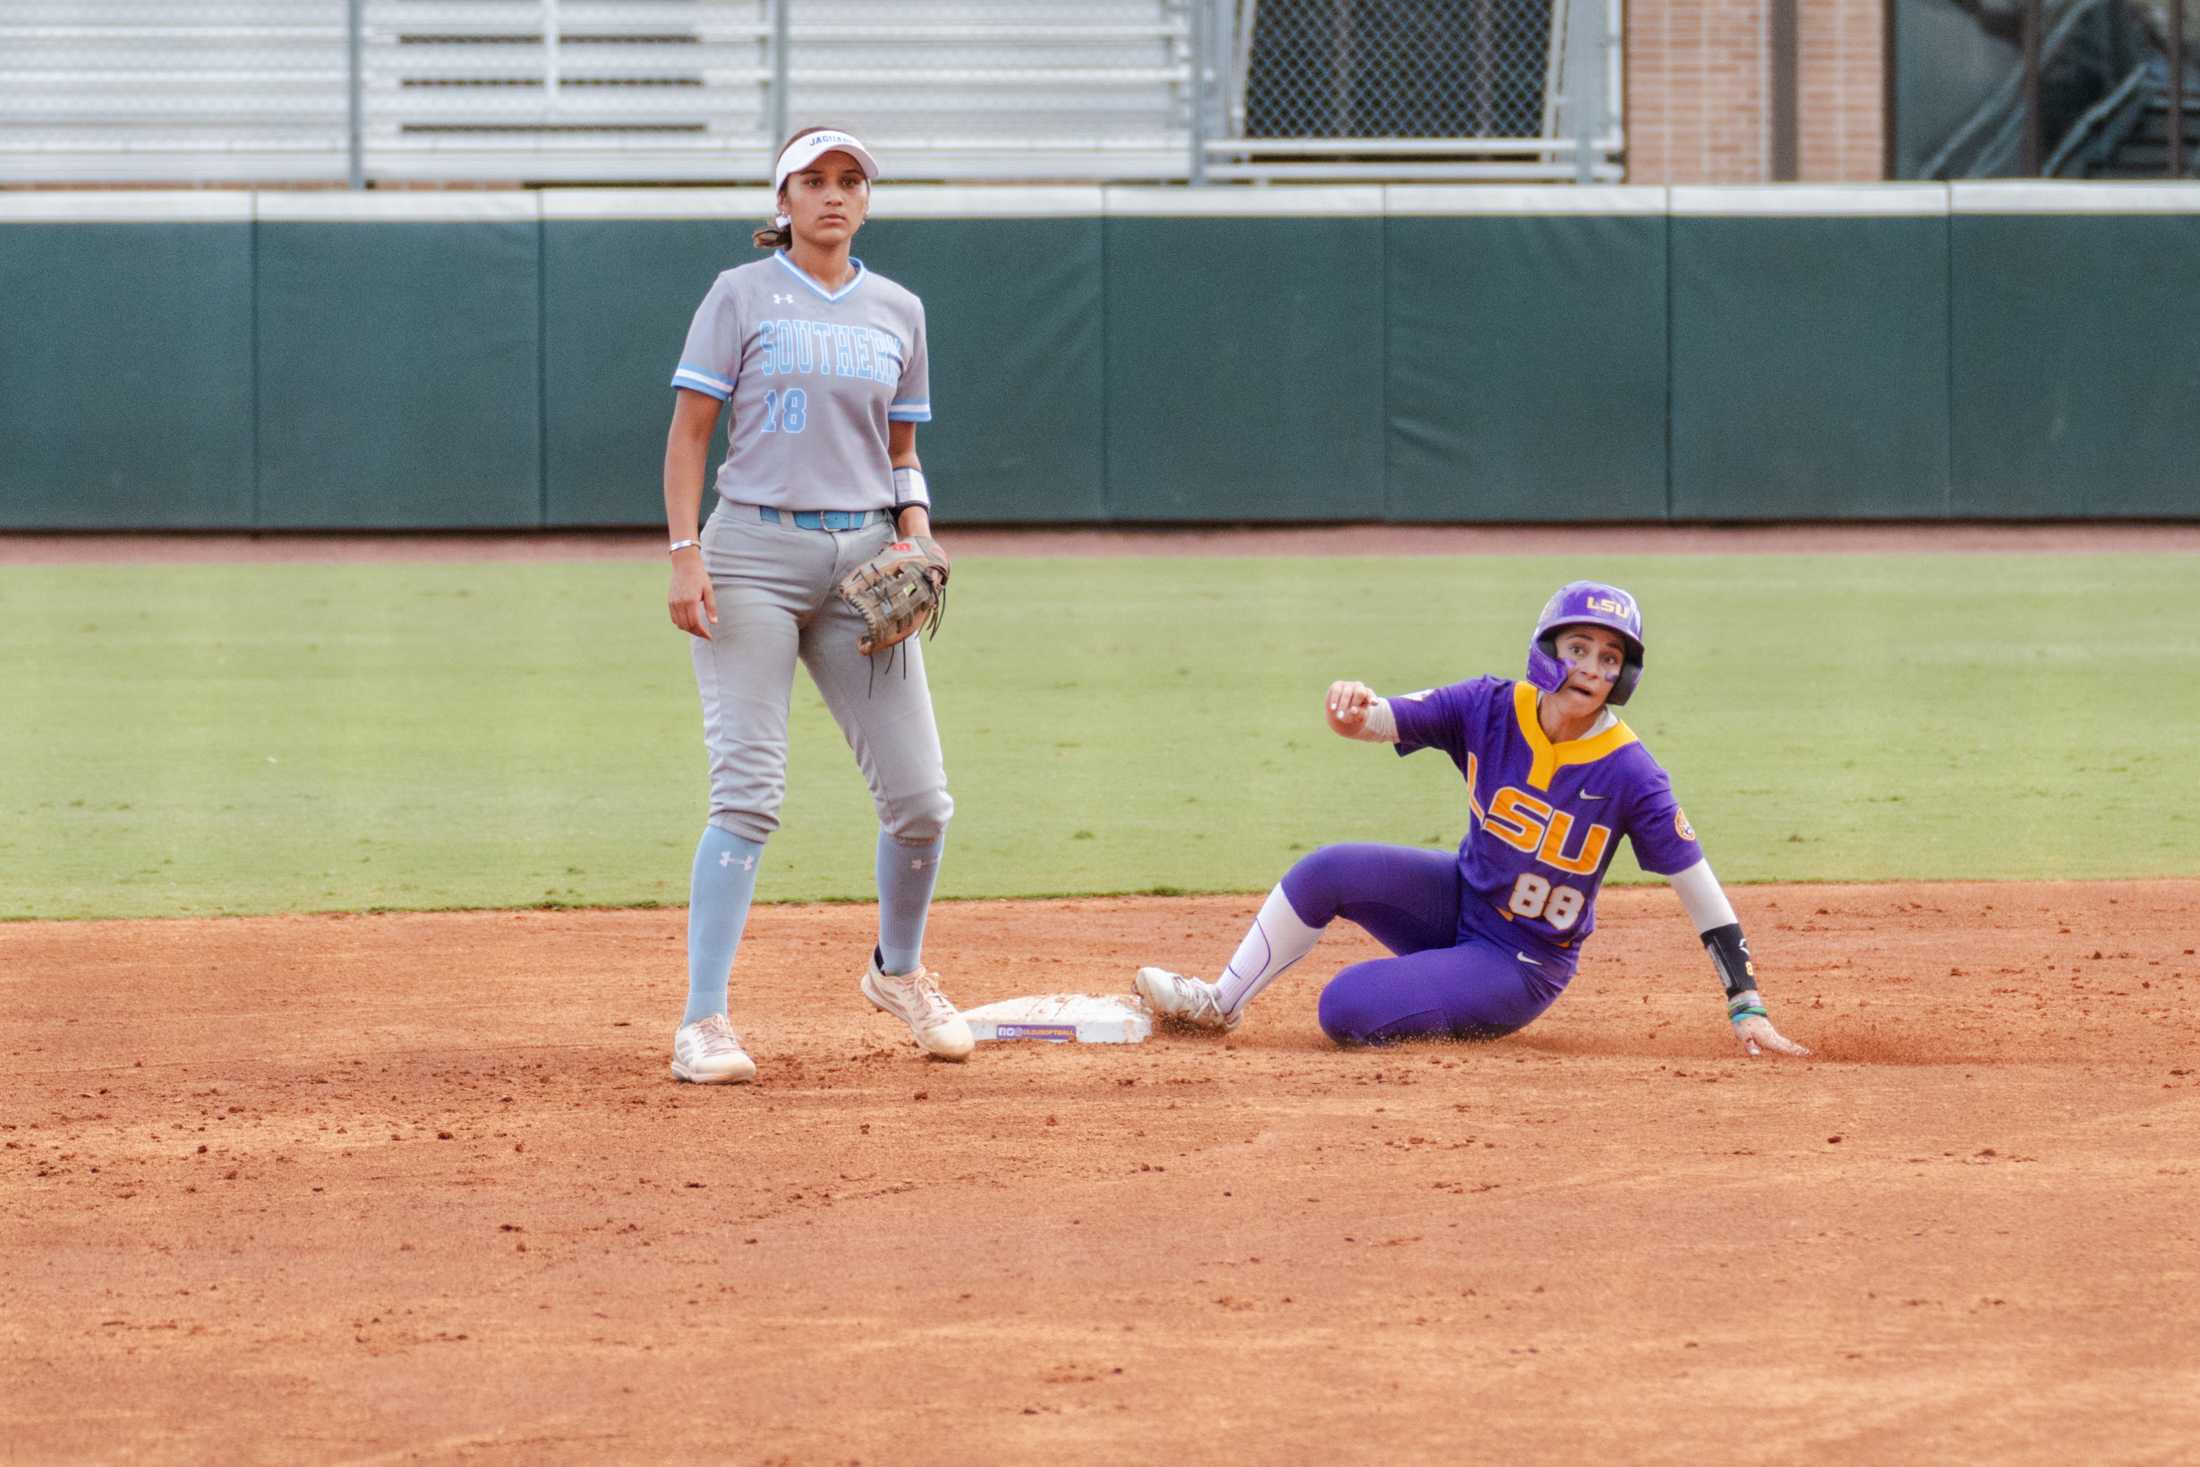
[1918,0,2152,177]
[2042,54,2155,172]
[0,0,1623,186]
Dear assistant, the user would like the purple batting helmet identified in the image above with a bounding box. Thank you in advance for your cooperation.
[1525,580,1646,706]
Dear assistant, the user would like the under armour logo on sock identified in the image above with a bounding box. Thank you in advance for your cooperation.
[909,856,929,870]
[719,852,757,871]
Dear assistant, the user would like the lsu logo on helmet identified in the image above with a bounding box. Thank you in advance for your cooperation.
[1525,580,1647,706]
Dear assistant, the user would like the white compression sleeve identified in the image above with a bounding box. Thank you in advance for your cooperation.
[1344,698,1398,743]
[1666,858,1737,934]
[1213,885,1325,1016]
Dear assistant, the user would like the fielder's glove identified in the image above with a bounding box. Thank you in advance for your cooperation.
[1728,990,1810,1058]
[837,535,949,656]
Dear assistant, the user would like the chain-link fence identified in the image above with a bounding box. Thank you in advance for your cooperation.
[1206,0,1623,181]
[0,0,1621,186]
[1243,0,1555,138]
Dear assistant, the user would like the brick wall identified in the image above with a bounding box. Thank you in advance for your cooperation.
[1797,0,1888,180]
[1626,0,1885,183]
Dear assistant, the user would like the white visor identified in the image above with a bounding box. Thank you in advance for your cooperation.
[773,129,880,194]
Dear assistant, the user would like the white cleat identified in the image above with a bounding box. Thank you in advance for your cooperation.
[861,955,974,1061]
[671,1013,758,1084]
[1134,967,1241,1032]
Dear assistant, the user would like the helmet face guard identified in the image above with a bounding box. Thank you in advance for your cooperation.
[1524,581,1646,706]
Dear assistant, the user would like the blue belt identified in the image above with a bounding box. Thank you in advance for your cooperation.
[757,507,888,530]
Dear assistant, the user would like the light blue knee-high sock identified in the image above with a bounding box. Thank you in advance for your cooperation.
[684,825,765,1025]
[875,829,945,975]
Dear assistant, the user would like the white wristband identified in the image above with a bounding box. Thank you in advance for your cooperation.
[668,538,700,554]
[891,465,931,510]
[1346,698,1398,743]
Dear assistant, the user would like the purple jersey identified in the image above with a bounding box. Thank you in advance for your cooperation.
[1389,676,1701,950]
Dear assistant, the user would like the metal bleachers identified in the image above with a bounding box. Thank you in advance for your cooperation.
[0,0,1200,185]
[0,2,1628,188]
[774,4,1197,180]
[0,2,354,182]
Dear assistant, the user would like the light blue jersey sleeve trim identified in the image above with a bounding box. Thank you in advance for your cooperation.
[888,398,931,422]
[672,365,734,399]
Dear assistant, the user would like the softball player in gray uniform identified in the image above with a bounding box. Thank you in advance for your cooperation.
[663,127,971,1083]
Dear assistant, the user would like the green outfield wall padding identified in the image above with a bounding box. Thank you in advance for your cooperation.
[1951,213,2200,518]
[1385,215,1668,522]
[543,220,753,527]
[17,202,2200,532]
[0,224,253,530]
[1669,216,1952,520]
[255,221,543,529]
[543,219,1105,527]
[1102,216,1386,522]
[860,219,1107,525]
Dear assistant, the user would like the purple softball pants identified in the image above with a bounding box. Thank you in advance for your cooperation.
[1279,844,1576,1046]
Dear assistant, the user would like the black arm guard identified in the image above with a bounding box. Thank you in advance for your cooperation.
[1701,923,1759,1002]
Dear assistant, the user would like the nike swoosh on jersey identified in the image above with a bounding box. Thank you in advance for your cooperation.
[1515,950,1542,967]
[1579,790,1610,801]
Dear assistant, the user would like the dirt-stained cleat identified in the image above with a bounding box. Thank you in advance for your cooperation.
[1134,967,1242,1032]
[670,1013,758,1084]
[861,954,974,1061]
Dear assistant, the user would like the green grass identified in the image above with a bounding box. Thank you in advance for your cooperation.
[2,553,2194,919]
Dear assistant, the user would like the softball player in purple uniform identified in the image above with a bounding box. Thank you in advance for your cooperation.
[1137,581,1810,1057]
[662,127,971,1083]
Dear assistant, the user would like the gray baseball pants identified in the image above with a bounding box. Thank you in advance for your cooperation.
[692,504,952,846]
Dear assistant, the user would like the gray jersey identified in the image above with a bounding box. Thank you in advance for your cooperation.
[672,251,931,511]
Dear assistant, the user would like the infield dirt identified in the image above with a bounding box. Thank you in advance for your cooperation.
[6,880,2198,1465]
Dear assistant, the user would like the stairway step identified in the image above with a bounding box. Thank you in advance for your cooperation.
[2112,142,2182,167]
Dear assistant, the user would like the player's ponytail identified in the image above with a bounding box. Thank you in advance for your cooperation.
[752,214,793,251]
